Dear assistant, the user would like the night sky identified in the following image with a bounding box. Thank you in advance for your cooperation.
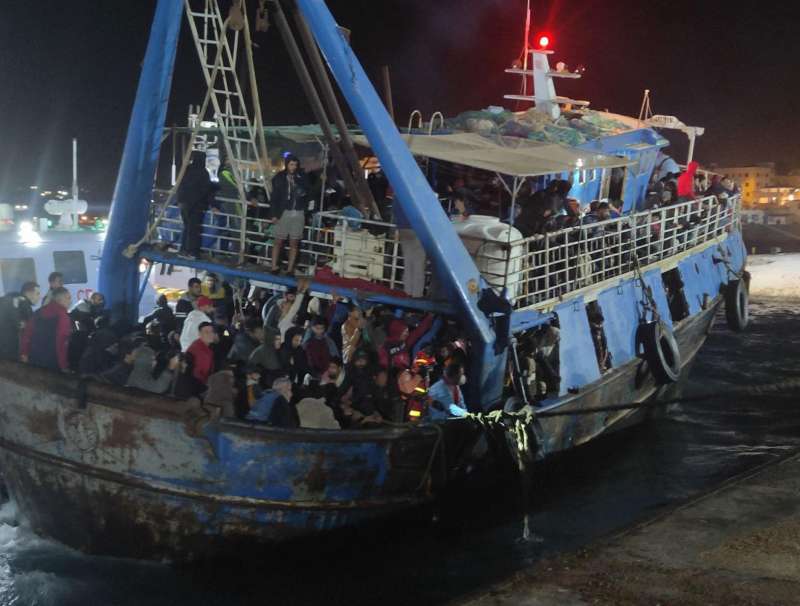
[1,0,798,203]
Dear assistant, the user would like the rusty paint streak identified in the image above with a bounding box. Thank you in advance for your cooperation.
[24,408,60,441]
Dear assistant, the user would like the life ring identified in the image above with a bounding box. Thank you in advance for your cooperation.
[725,277,749,332]
[638,320,681,384]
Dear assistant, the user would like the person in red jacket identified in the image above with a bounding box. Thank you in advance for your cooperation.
[186,322,218,386]
[378,314,434,370]
[677,161,699,200]
[20,286,73,371]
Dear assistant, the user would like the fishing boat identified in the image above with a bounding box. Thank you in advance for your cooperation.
[0,0,747,560]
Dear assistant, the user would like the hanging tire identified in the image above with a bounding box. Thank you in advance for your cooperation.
[725,278,749,332]
[638,321,681,384]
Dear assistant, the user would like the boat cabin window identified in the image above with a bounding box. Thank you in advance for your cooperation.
[0,257,36,294]
[53,251,87,285]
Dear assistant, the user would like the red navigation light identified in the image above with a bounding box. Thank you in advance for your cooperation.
[538,35,550,49]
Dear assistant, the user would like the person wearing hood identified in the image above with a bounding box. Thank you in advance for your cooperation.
[340,346,371,393]
[227,316,264,364]
[246,376,299,427]
[378,313,435,371]
[175,278,202,333]
[248,326,284,385]
[126,346,178,395]
[270,154,310,275]
[180,296,214,352]
[280,325,310,385]
[0,281,39,361]
[178,151,218,259]
[20,286,72,372]
[427,362,468,421]
[303,316,340,377]
[203,367,237,418]
[143,294,177,336]
[516,181,563,237]
[677,161,699,200]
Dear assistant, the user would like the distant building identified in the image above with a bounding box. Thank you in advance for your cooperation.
[712,163,775,205]
[756,186,798,206]
[741,208,792,225]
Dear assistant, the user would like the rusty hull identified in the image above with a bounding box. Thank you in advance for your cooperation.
[0,363,441,560]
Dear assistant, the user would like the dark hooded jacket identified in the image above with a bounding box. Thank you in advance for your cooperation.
[279,326,310,385]
[178,152,216,212]
[270,156,311,217]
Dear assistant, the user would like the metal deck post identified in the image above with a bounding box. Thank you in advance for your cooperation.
[98,0,184,322]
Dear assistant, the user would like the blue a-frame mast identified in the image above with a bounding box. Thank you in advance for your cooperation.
[100,0,506,408]
[99,0,184,323]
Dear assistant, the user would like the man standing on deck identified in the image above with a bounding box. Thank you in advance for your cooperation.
[270,154,310,275]
[20,287,73,372]
[178,151,218,260]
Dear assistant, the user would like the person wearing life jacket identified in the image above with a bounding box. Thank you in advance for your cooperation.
[246,376,299,428]
[0,281,39,361]
[20,286,73,372]
[378,314,434,371]
[426,362,468,421]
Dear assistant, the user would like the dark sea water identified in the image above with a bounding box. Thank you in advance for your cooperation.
[0,301,798,606]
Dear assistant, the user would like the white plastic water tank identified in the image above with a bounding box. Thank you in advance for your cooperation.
[453,215,524,299]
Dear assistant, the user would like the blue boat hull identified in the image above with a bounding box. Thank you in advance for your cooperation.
[0,366,445,560]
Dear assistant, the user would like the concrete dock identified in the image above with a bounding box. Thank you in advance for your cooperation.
[457,451,800,606]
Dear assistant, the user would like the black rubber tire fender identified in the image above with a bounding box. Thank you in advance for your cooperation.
[725,278,749,332]
[638,320,681,384]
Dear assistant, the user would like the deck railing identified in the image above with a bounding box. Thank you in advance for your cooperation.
[475,195,741,309]
[147,192,740,309]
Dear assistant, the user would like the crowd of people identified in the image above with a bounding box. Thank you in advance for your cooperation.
[0,271,473,430]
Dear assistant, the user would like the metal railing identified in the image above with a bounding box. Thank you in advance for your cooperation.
[148,192,740,308]
[471,195,741,310]
[150,191,423,293]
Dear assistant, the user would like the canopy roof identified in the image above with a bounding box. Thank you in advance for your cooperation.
[351,132,632,178]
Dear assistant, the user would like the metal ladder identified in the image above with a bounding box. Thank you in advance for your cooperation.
[184,0,268,198]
